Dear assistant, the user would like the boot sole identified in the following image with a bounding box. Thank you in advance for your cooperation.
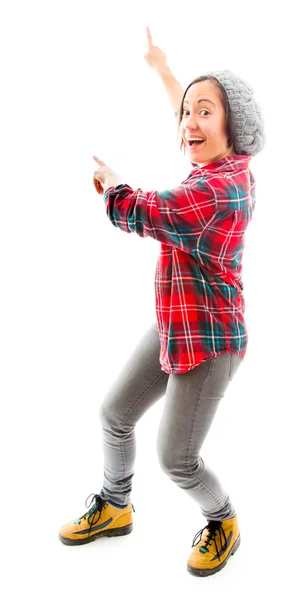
[59,523,133,546]
[187,534,241,577]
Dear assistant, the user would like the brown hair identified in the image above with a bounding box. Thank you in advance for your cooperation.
[177,76,236,154]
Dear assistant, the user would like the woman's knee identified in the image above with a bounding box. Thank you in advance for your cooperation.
[156,433,180,474]
[99,394,118,426]
[99,391,132,434]
[156,429,200,477]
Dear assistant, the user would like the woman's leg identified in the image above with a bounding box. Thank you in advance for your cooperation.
[156,353,243,521]
[99,321,169,505]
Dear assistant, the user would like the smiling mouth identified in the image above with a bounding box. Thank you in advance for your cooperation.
[187,140,206,148]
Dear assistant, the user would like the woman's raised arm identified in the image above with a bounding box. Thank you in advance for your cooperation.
[144,26,185,115]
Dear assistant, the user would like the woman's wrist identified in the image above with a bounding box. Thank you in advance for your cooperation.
[103,171,123,193]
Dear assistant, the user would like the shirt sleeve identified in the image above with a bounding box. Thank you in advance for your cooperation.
[103,178,218,253]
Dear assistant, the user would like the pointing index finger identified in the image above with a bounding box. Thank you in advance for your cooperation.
[93,155,105,166]
[146,25,152,47]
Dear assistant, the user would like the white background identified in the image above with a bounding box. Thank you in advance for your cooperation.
[0,0,306,598]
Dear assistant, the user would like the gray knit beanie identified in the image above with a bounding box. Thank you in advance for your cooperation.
[199,69,266,156]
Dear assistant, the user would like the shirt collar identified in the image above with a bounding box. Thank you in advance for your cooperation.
[190,154,251,174]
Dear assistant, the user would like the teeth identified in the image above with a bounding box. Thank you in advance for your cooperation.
[188,138,204,142]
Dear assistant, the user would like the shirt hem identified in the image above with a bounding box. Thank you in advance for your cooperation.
[160,348,246,374]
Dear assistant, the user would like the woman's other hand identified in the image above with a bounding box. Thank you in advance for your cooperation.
[93,156,115,194]
[144,26,168,73]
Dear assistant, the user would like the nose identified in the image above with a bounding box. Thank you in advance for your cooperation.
[183,113,199,135]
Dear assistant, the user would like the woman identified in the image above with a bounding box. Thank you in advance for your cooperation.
[59,26,265,578]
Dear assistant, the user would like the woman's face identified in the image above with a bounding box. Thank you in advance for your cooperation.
[180,80,234,165]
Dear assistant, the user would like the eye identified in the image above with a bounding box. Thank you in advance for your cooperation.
[182,109,209,116]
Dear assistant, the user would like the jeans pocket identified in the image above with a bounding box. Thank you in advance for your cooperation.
[229,354,243,381]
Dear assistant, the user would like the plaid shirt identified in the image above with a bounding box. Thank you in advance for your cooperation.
[104,154,255,374]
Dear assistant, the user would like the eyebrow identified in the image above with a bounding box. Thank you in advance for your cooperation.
[183,97,216,107]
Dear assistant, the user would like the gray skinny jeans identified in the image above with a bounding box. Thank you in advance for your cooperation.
[100,320,243,521]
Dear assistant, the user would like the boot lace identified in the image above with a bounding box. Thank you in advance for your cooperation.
[191,520,227,563]
[74,492,108,535]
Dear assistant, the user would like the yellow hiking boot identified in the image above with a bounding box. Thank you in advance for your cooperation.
[187,515,240,576]
[59,491,135,546]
